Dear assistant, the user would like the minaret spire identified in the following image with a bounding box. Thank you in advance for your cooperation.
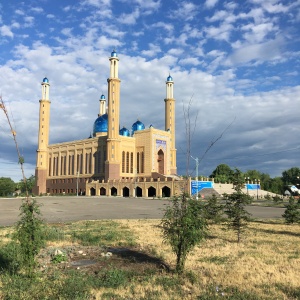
[105,50,121,181]
[99,94,106,116]
[34,77,51,195]
[164,74,177,175]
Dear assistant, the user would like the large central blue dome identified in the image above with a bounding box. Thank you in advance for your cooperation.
[132,120,145,135]
[93,113,108,135]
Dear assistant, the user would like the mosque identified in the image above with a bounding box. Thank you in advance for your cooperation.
[33,50,185,197]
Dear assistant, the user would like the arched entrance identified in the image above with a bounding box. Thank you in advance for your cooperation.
[123,187,129,197]
[136,186,143,197]
[111,187,117,196]
[100,187,106,196]
[162,186,171,197]
[157,149,164,174]
[90,187,96,196]
[148,186,156,197]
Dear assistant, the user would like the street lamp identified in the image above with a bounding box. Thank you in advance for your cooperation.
[76,171,79,197]
[191,156,199,200]
[245,177,249,194]
[255,179,259,200]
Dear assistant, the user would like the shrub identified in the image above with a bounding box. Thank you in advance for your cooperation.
[14,198,45,277]
[282,197,300,224]
[161,193,207,273]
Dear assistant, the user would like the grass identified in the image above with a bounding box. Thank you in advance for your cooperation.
[0,219,299,299]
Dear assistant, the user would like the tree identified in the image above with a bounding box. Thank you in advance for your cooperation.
[224,169,252,243]
[282,197,300,224]
[210,164,234,183]
[19,175,36,194]
[203,194,223,224]
[161,194,207,273]
[0,177,16,196]
[15,199,45,277]
[282,167,300,186]
[244,169,262,181]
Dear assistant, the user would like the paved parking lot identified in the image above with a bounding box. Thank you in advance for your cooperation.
[0,196,285,226]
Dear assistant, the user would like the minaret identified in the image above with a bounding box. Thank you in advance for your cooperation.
[34,77,51,195]
[105,50,121,180]
[165,74,177,175]
[99,94,106,116]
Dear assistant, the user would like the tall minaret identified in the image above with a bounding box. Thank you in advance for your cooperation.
[105,50,121,180]
[165,74,177,175]
[34,77,51,195]
[99,94,106,116]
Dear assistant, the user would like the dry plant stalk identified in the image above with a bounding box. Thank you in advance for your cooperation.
[0,96,29,200]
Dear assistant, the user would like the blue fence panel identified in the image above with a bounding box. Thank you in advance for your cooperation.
[191,181,214,195]
[246,184,260,190]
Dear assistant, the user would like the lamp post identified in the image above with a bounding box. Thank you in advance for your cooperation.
[245,177,249,194]
[191,156,199,200]
[255,179,259,200]
[76,171,79,197]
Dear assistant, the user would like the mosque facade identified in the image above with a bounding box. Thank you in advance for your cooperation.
[33,50,185,197]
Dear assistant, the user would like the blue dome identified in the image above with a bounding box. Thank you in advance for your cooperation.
[42,77,49,83]
[119,127,130,136]
[132,120,145,134]
[167,75,173,82]
[100,94,106,100]
[93,113,108,134]
[111,50,118,57]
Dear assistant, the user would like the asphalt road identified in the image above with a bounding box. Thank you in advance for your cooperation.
[0,196,285,226]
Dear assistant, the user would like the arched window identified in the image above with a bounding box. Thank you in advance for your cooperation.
[130,152,133,173]
[122,151,125,173]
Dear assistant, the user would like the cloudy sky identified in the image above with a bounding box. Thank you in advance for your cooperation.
[0,0,299,182]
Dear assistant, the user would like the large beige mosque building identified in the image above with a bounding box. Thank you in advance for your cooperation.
[33,50,185,197]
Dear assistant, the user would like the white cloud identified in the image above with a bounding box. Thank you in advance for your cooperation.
[241,22,278,43]
[47,14,55,19]
[0,25,13,38]
[118,8,140,25]
[205,0,219,9]
[15,9,25,15]
[141,43,161,57]
[204,23,234,41]
[30,7,43,14]
[151,21,173,33]
[169,1,199,21]
[24,16,34,27]
[179,57,201,66]
[226,36,284,65]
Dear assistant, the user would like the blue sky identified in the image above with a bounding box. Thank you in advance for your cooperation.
[0,0,299,182]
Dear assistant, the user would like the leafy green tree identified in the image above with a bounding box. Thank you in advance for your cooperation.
[282,167,300,186]
[210,164,234,183]
[161,194,207,273]
[244,169,262,181]
[15,199,45,277]
[0,177,16,196]
[203,194,223,224]
[18,175,36,194]
[282,197,300,224]
[224,169,252,243]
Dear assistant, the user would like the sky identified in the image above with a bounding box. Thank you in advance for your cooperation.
[0,0,299,182]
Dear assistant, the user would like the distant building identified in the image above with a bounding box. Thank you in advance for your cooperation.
[33,50,183,197]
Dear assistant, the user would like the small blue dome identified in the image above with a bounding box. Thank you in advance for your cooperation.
[119,127,130,136]
[132,120,145,134]
[100,94,106,100]
[111,50,117,57]
[42,77,49,83]
[167,75,173,82]
[93,113,108,134]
